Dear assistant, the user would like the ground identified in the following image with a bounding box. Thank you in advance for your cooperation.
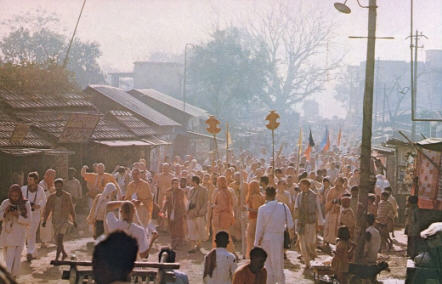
[13,226,408,283]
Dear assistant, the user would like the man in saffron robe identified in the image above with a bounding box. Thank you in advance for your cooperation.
[162,178,186,249]
[212,176,235,251]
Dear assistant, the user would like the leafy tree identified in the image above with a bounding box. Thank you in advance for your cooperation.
[0,61,79,97]
[0,24,104,88]
[187,27,271,124]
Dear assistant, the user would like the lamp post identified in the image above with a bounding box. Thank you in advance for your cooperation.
[182,43,195,112]
[334,0,377,263]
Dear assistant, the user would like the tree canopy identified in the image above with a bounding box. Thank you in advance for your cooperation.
[0,26,104,88]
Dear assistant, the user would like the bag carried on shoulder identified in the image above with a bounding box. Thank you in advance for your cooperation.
[283,203,291,249]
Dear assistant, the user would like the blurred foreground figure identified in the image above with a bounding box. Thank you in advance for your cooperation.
[233,246,268,284]
[0,185,31,277]
[158,247,189,284]
[92,231,138,284]
[203,231,237,284]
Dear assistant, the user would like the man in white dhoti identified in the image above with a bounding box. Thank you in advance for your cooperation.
[254,187,293,284]
[21,172,46,261]
[187,176,208,253]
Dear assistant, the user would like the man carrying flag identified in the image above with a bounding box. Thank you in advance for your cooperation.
[319,127,330,153]
[304,129,315,161]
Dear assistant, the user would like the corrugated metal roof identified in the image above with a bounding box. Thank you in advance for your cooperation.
[0,90,94,110]
[15,110,138,140]
[0,113,51,148]
[129,89,209,119]
[87,85,181,127]
[109,110,157,136]
[94,136,171,147]
[416,138,442,152]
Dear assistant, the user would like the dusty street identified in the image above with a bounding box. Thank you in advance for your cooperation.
[11,227,408,283]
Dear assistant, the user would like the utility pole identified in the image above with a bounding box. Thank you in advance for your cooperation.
[355,0,377,263]
[409,0,415,140]
[182,43,194,112]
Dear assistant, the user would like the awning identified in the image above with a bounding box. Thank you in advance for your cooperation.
[0,148,45,156]
[94,140,153,147]
[186,131,224,141]
[416,138,442,152]
[94,136,171,147]
[372,145,395,154]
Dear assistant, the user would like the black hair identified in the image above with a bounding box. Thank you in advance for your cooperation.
[260,176,269,185]
[275,168,282,174]
[408,195,418,204]
[192,176,200,185]
[366,213,375,226]
[27,171,39,181]
[351,186,359,192]
[250,247,267,259]
[158,247,176,263]
[92,231,138,283]
[215,231,229,247]
[54,178,63,185]
[384,186,392,192]
[265,187,276,197]
[337,226,350,241]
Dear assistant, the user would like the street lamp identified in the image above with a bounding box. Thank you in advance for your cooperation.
[334,0,377,263]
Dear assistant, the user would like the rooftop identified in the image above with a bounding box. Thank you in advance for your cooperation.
[129,89,209,119]
[0,113,51,148]
[87,85,181,127]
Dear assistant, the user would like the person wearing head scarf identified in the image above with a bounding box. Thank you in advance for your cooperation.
[87,183,117,239]
[0,185,32,277]
[39,169,56,247]
[246,181,265,257]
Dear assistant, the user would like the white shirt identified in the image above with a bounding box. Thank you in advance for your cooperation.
[0,199,32,247]
[21,185,47,215]
[106,212,149,254]
[365,225,381,264]
[203,248,237,284]
[254,200,294,244]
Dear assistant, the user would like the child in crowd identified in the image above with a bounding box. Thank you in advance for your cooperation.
[332,226,354,284]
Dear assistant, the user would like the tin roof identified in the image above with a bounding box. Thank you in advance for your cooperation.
[416,138,442,152]
[15,110,137,141]
[93,136,170,147]
[0,90,94,110]
[87,85,181,127]
[0,113,51,148]
[109,110,157,136]
[128,89,209,119]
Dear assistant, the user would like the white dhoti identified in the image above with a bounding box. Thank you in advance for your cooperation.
[324,212,339,244]
[3,246,24,276]
[262,233,285,284]
[40,215,53,244]
[298,223,317,265]
[26,210,41,255]
[187,216,207,242]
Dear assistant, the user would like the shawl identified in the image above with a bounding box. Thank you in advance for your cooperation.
[203,248,217,279]
[94,183,117,219]
[8,184,27,218]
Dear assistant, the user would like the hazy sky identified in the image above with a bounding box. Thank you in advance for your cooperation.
[1,0,441,117]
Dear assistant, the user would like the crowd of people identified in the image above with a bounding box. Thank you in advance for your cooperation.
[0,148,407,283]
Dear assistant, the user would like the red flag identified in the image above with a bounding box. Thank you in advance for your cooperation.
[304,129,315,161]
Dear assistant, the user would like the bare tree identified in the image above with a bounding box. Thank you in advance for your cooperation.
[248,0,339,113]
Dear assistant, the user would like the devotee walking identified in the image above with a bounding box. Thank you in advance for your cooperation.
[294,179,324,272]
[0,185,32,277]
[125,168,153,227]
[187,176,208,253]
[255,187,293,284]
[212,176,235,251]
[162,178,187,250]
[42,179,76,261]
[21,172,46,261]
[203,231,237,284]
[324,177,346,246]
[246,181,265,257]
[39,169,56,247]
[81,163,118,208]
[64,168,82,211]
